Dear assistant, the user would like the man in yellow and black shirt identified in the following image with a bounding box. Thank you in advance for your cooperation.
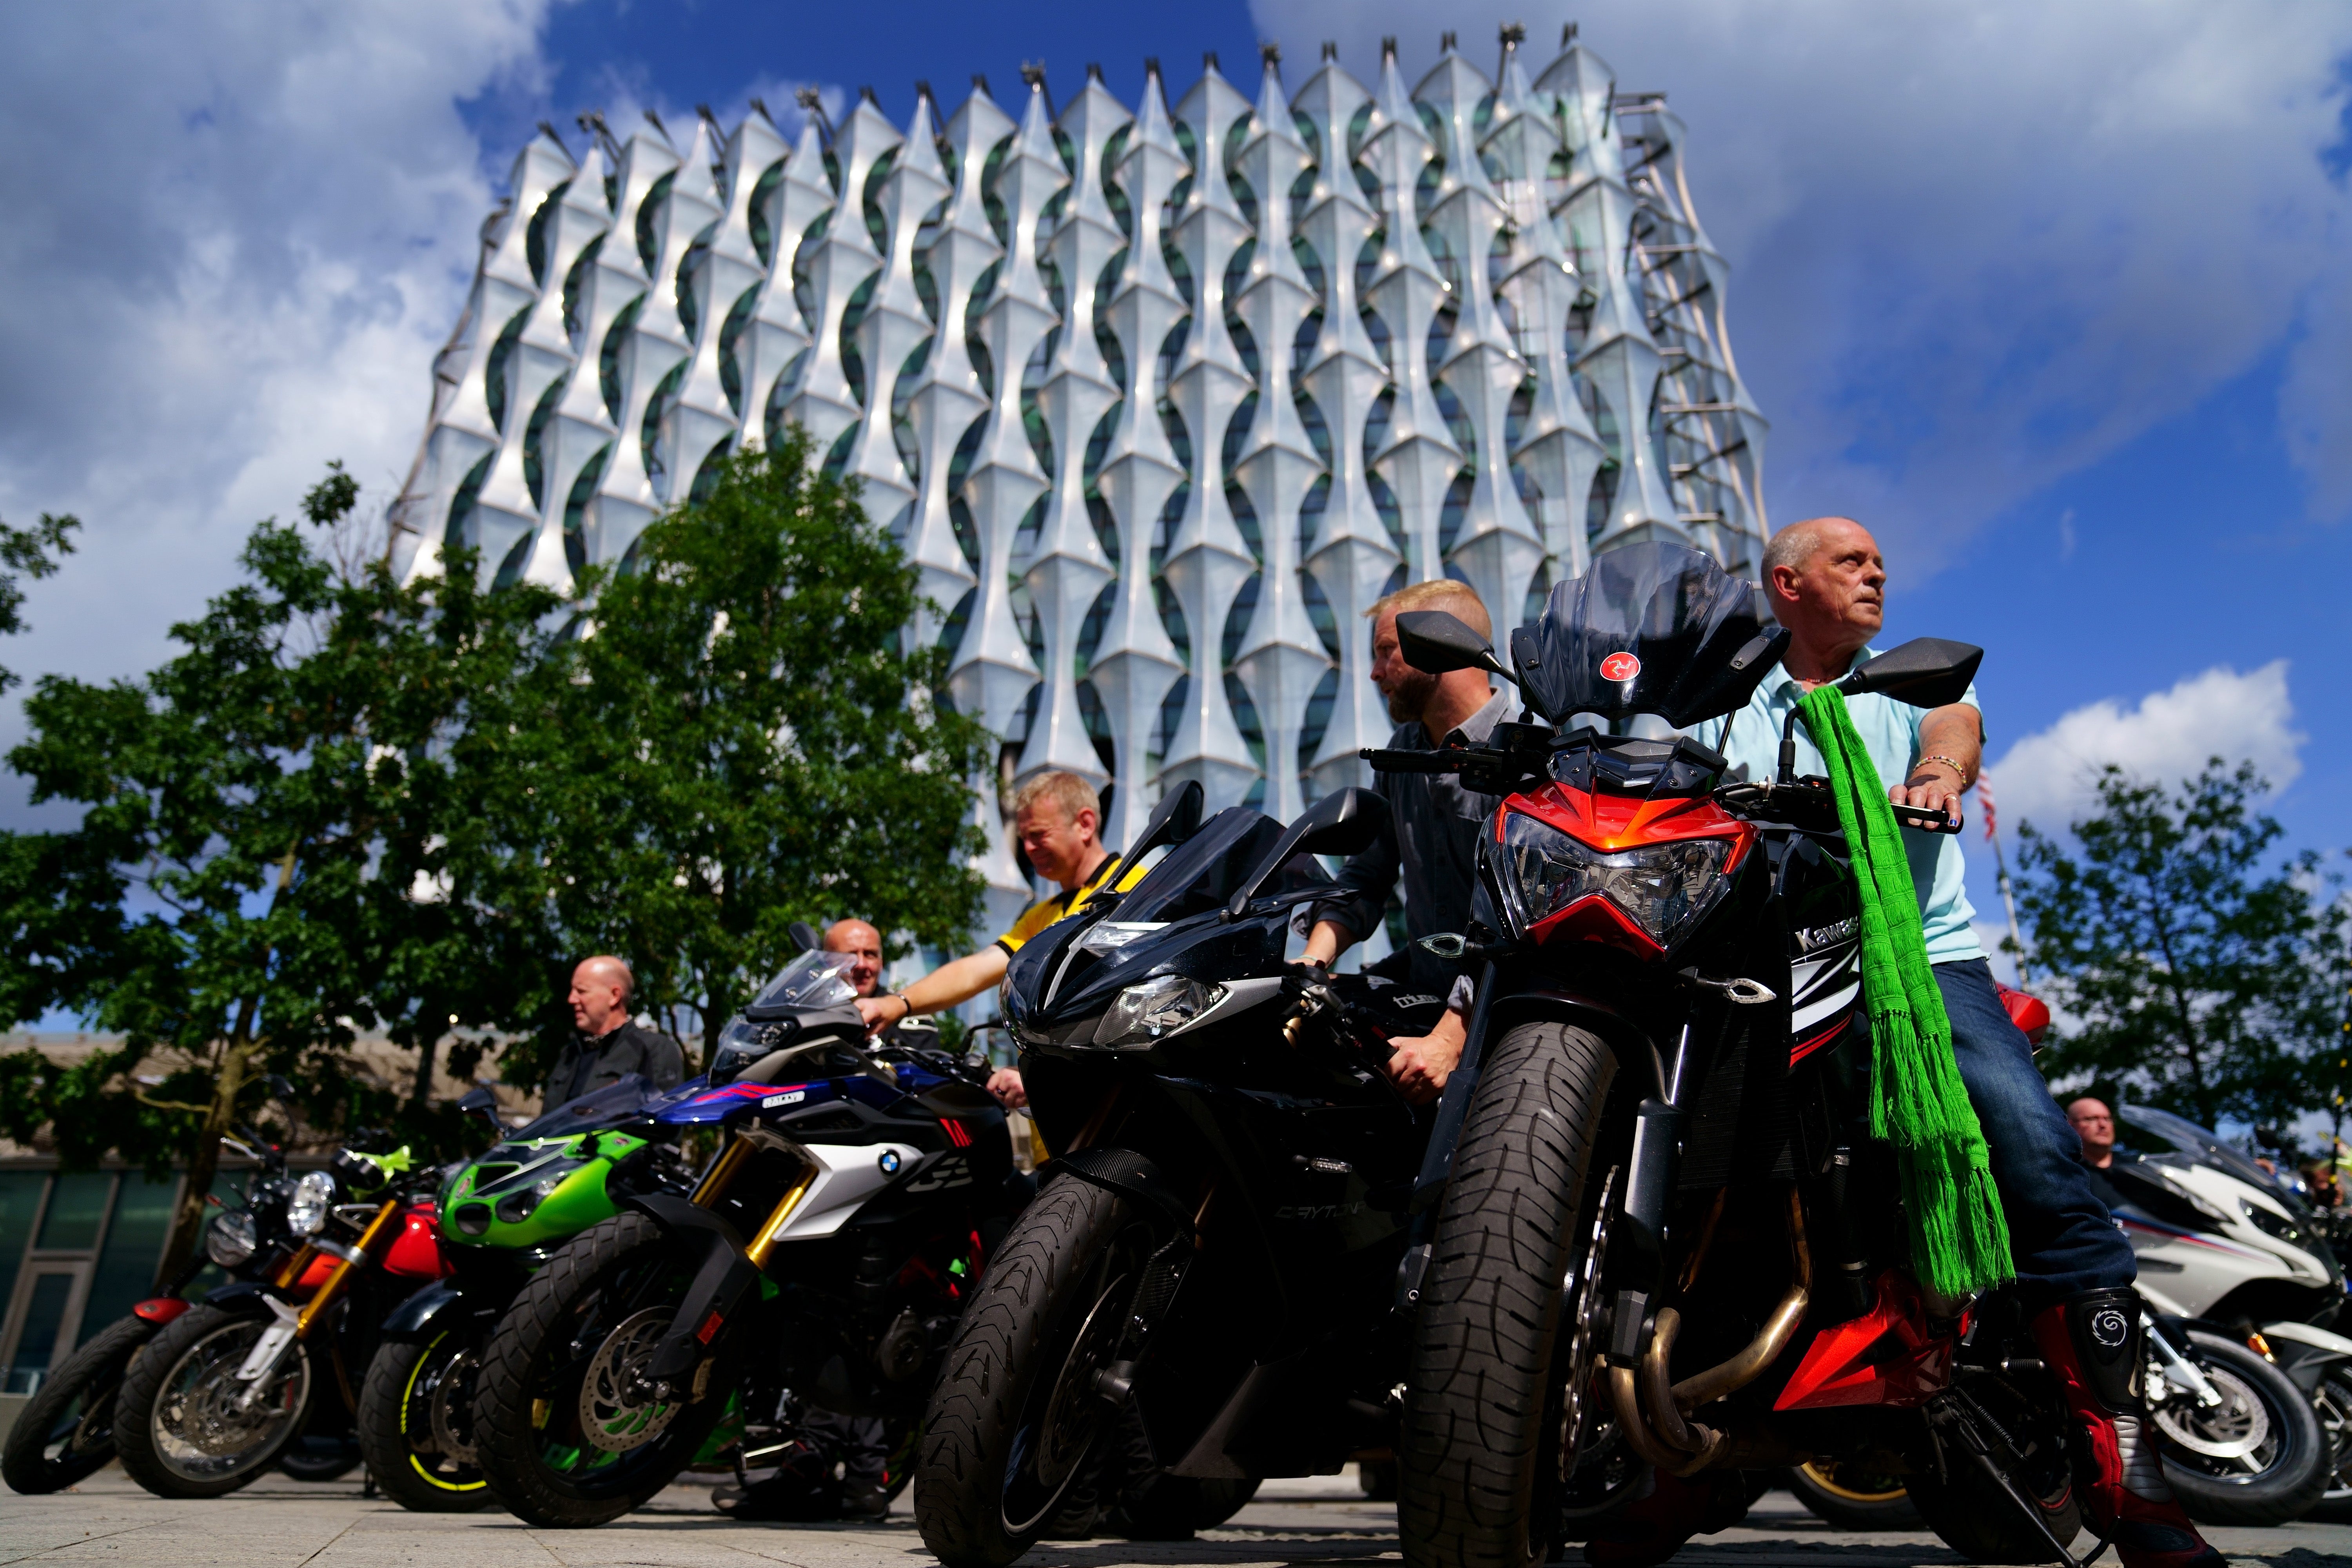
[855,771,1145,1105]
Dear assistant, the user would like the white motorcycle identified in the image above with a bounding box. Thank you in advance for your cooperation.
[2110,1103,2351,1523]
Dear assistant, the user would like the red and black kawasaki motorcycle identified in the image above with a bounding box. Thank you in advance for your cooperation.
[1385,544,2141,1568]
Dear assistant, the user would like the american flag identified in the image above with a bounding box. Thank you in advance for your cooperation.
[1978,769,1999,842]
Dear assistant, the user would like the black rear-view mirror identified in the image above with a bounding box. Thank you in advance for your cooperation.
[1225,787,1390,921]
[788,921,822,954]
[1398,610,1517,685]
[457,1085,505,1134]
[1838,638,1983,710]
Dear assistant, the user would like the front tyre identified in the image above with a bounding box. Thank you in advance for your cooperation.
[357,1332,493,1512]
[1399,1021,1618,1568]
[472,1213,742,1527]
[915,1175,1152,1568]
[1,1314,157,1494]
[111,1303,312,1498]
[2152,1329,2327,1526]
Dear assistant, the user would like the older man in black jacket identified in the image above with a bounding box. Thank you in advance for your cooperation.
[542,955,684,1109]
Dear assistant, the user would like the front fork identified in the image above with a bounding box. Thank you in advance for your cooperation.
[233,1197,402,1409]
[638,1129,818,1395]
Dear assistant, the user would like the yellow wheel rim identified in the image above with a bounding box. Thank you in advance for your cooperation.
[1800,1459,1909,1504]
[399,1332,489,1493]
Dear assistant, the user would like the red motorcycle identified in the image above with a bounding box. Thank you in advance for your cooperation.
[1383,544,2153,1568]
[112,1142,450,1498]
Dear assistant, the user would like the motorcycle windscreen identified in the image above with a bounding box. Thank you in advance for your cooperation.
[747,949,861,1011]
[1108,807,1331,925]
[1518,541,1778,729]
[512,1072,664,1140]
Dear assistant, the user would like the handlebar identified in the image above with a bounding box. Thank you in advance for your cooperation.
[1361,747,1459,773]
[1368,749,1962,835]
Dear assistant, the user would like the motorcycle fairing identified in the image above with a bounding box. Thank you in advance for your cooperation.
[382,1205,449,1279]
[1773,1271,1953,1411]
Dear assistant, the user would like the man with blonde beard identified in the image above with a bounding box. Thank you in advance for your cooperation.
[1299,578,1509,1106]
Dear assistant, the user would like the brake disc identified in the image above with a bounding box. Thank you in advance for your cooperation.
[578,1308,683,1454]
[428,1347,480,1465]
[1035,1272,1131,1492]
[1561,1166,1620,1479]
[2153,1363,2270,1460]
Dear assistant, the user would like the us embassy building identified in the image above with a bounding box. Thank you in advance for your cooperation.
[387,24,1768,946]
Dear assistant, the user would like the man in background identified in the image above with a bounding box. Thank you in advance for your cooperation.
[2068,1097,2120,1171]
[543,955,683,1109]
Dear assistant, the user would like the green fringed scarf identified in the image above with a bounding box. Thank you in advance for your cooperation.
[1798,684,2014,1298]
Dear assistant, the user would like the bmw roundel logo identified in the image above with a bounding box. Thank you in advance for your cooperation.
[879,1150,902,1175]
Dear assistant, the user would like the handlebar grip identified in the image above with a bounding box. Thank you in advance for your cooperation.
[1893,802,1964,835]
[1360,748,1455,773]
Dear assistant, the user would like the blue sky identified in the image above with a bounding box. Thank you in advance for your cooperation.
[0,0,2348,991]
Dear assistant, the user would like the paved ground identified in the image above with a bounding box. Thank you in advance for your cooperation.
[3,1467,2348,1568]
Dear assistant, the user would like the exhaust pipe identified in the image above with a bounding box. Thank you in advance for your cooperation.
[1612,1188,1813,1475]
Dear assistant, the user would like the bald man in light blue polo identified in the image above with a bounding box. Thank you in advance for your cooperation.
[1714,517,2218,1568]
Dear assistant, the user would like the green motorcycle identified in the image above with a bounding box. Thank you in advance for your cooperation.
[355,1077,693,1512]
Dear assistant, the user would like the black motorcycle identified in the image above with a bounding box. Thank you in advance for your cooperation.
[470,949,1033,1526]
[915,780,1446,1566]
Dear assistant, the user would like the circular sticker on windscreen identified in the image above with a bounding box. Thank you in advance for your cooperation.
[1600,652,1642,681]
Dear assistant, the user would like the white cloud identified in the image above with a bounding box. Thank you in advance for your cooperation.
[1985,661,2304,835]
[0,2,557,757]
[1247,0,2352,561]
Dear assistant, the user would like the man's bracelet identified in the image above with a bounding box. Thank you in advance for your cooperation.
[895,993,915,1022]
[1912,754,1971,787]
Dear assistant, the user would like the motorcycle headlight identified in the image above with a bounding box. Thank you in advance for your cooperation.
[1092,974,1227,1049]
[286,1170,337,1237]
[1489,812,1733,947]
[207,1208,258,1267]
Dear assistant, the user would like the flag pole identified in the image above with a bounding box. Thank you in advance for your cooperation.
[1990,824,2029,988]
[1978,769,2029,988]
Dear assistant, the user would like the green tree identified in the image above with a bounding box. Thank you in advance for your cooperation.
[535,433,993,1070]
[0,510,78,692]
[0,472,569,1280]
[2016,759,2350,1128]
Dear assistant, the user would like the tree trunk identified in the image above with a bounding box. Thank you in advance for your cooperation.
[154,1010,259,1289]
[410,1012,445,1112]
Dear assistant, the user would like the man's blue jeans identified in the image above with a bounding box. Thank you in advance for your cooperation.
[1935,956,2135,1306]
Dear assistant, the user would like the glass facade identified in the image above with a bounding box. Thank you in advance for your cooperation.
[0,1169,191,1394]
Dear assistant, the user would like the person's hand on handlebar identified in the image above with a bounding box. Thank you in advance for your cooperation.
[1891,759,1965,828]
[985,1067,1028,1110]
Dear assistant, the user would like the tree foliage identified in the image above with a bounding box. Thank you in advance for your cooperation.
[0,436,997,1278]
[0,510,78,693]
[2017,759,2349,1128]
[532,433,992,1070]
[0,477,567,1279]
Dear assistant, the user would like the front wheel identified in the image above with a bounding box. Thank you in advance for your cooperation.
[1399,1020,1620,1568]
[472,1213,743,1526]
[2312,1367,2352,1521]
[111,1303,313,1498]
[915,1175,1154,1568]
[1,1314,158,1494]
[357,1331,493,1512]
[2151,1329,2328,1526]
